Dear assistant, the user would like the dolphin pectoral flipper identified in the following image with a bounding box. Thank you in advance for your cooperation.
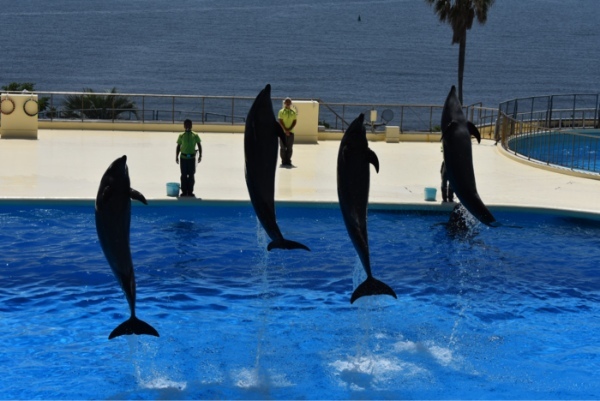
[367,149,379,173]
[108,316,160,340]
[350,276,397,304]
[467,122,481,143]
[130,188,148,205]
[267,238,311,251]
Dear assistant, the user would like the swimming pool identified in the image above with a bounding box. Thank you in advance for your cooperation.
[1,202,599,399]
[508,129,600,173]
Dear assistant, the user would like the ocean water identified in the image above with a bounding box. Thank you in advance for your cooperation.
[1,0,599,106]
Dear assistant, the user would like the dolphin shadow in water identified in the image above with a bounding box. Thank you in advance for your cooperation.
[95,155,159,340]
[441,86,500,227]
[337,113,397,304]
[244,84,310,252]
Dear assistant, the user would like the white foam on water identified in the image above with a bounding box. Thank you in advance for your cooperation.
[233,366,294,390]
[329,355,427,390]
[126,337,188,392]
[139,376,187,391]
[234,367,265,389]
[394,339,458,367]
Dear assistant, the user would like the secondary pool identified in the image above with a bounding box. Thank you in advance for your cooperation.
[508,129,600,173]
[1,203,599,399]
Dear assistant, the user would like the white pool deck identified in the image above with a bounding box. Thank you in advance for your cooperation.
[0,129,599,217]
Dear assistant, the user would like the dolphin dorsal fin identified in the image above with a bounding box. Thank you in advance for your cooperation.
[130,188,148,205]
[467,122,481,143]
[367,148,379,173]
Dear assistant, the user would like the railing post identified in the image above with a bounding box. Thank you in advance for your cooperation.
[571,133,576,169]
[494,107,500,142]
[511,99,518,138]
[172,96,175,124]
[592,133,600,171]
[594,95,600,128]
[231,97,235,125]
[572,95,577,129]
[548,96,553,128]
[429,106,433,132]
[400,106,404,133]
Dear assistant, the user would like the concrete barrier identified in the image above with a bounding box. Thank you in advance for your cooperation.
[1,94,39,139]
[290,100,319,144]
[385,126,400,143]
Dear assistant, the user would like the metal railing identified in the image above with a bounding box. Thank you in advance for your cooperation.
[496,94,600,174]
[27,91,258,124]
[3,90,497,134]
[316,101,497,133]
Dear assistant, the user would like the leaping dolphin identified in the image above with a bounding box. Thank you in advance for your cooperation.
[441,86,498,227]
[337,114,397,304]
[244,84,310,252]
[95,155,159,340]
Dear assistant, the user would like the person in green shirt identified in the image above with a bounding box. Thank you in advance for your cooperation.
[278,97,297,167]
[175,119,202,197]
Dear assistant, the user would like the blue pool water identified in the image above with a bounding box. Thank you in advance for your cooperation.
[1,203,600,399]
[509,129,600,173]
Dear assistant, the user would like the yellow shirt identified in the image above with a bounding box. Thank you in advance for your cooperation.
[177,130,201,157]
[278,108,297,131]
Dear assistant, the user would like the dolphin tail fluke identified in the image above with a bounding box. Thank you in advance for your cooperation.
[350,276,397,304]
[108,316,160,340]
[267,238,311,251]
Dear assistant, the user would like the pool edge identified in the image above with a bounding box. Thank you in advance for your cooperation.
[1,197,599,221]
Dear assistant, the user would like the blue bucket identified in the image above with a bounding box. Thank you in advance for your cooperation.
[166,182,180,197]
[424,187,437,201]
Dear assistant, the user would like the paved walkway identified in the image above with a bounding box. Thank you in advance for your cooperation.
[0,129,599,216]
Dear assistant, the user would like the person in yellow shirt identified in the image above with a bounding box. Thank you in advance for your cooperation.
[278,97,297,167]
[175,119,202,197]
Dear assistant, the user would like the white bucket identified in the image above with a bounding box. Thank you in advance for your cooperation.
[166,182,180,197]
[424,187,437,201]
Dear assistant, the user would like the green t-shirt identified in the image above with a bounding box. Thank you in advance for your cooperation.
[278,108,297,132]
[177,130,201,157]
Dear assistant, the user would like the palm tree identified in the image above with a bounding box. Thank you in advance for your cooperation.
[425,0,495,104]
[63,87,138,120]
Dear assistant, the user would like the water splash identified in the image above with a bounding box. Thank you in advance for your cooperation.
[125,336,188,393]
[138,376,187,391]
[233,365,293,390]
[394,338,457,367]
[330,355,426,391]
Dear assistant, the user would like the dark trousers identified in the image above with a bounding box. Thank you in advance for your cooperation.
[440,161,454,202]
[279,133,294,165]
[180,158,196,195]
